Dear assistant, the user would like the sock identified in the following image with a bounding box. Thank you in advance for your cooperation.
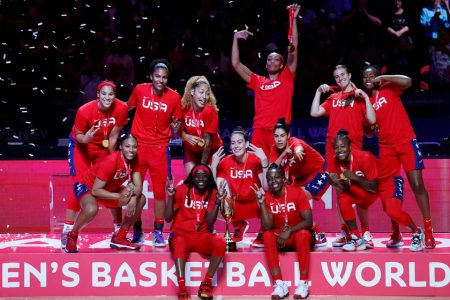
[361,226,369,234]
[424,219,433,232]
[154,218,164,231]
[273,273,282,282]
[63,222,74,233]
[312,224,320,233]
[114,223,121,233]
[116,228,128,239]
[178,277,186,291]
[411,226,420,234]
[351,229,361,238]
[134,220,143,232]
[203,274,213,285]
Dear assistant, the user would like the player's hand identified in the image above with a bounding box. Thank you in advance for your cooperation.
[126,196,137,217]
[248,143,268,165]
[170,117,181,132]
[277,230,290,248]
[234,30,253,40]
[184,134,201,146]
[211,146,226,170]
[317,84,330,94]
[166,178,176,197]
[293,146,305,161]
[250,183,265,205]
[287,3,301,18]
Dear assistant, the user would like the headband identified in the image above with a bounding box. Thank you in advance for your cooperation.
[97,81,116,92]
[192,165,211,177]
[155,62,168,70]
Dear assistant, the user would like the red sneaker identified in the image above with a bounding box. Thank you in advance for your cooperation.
[233,220,249,243]
[386,232,404,248]
[64,231,78,253]
[251,232,264,248]
[198,281,213,300]
[424,229,436,249]
[178,289,191,300]
[110,233,141,250]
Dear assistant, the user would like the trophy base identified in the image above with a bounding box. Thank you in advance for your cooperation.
[226,240,237,252]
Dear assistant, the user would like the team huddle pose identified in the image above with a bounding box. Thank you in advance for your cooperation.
[60,3,435,300]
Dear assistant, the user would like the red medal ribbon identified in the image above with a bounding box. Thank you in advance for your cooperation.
[191,110,204,140]
[120,152,132,182]
[191,189,207,231]
[288,7,294,44]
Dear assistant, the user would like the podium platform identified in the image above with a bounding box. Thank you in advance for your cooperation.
[1,232,450,297]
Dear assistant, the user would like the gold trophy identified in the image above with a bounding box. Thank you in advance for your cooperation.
[221,196,237,252]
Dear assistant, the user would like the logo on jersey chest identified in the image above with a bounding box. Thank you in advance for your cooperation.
[185,116,204,128]
[230,168,253,179]
[113,169,128,180]
[372,96,387,111]
[94,117,116,128]
[142,97,168,112]
[260,81,281,91]
[332,99,354,108]
[269,202,296,214]
[184,197,208,209]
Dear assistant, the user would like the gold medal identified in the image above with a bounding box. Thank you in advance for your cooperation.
[102,139,109,148]
[340,173,347,180]
[197,139,205,147]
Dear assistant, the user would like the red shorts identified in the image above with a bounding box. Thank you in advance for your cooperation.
[378,176,404,201]
[169,230,226,260]
[338,185,378,221]
[137,144,168,200]
[183,146,219,165]
[378,140,424,179]
[80,186,125,209]
[251,127,273,156]
[232,198,260,222]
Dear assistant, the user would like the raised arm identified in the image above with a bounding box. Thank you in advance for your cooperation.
[231,30,254,83]
[375,74,412,90]
[310,84,329,117]
[286,3,300,74]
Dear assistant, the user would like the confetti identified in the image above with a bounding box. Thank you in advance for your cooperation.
[62,117,67,122]
[28,153,34,157]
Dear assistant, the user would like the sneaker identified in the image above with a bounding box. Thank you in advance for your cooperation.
[410,228,424,252]
[64,231,78,253]
[198,281,213,300]
[252,232,264,248]
[131,230,145,244]
[110,234,141,250]
[314,232,327,247]
[363,231,374,249]
[271,280,289,299]
[293,280,309,299]
[233,220,249,243]
[424,229,436,249]
[178,289,191,300]
[60,224,74,249]
[152,229,166,247]
[386,232,404,248]
[332,230,347,247]
[342,235,366,251]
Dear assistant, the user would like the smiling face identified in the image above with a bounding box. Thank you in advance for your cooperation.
[334,138,351,163]
[267,167,285,195]
[274,128,289,151]
[193,169,209,192]
[120,136,138,162]
[362,68,380,91]
[150,67,169,95]
[230,132,248,158]
[97,85,115,111]
[191,82,210,111]
[333,67,352,90]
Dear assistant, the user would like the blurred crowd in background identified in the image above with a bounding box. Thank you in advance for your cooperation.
[0,0,449,150]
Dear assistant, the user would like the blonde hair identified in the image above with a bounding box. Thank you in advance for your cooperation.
[181,75,218,111]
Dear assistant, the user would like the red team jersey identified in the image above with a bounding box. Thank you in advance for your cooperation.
[81,151,139,192]
[329,149,378,195]
[71,99,128,159]
[216,153,263,201]
[129,83,181,146]
[180,104,223,153]
[321,93,368,150]
[171,185,217,233]
[265,185,311,230]
[369,82,416,146]
[248,67,295,128]
[269,137,324,182]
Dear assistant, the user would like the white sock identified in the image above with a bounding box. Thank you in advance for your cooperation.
[114,223,121,233]
[62,223,74,233]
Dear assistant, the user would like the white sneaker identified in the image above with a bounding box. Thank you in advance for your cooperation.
[294,280,309,299]
[342,234,366,251]
[271,280,289,299]
[410,228,424,252]
[363,231,374,249]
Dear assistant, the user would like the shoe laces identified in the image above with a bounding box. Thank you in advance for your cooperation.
[272,280,286,295]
